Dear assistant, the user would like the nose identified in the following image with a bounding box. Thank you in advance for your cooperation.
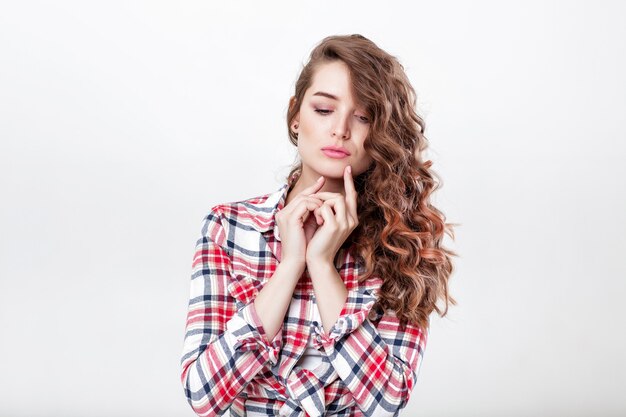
[332,115,350,139]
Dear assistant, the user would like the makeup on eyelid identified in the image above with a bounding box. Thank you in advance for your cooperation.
[314,108,369,122]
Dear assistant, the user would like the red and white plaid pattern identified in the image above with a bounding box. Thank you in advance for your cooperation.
[180,173,429,416]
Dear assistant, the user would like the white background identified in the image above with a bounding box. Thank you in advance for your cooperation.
[1,1,625,416]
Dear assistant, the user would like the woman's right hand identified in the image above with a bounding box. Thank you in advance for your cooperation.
[275,176,326,266]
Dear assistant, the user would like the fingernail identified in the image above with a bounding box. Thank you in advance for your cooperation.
[347,165,352,174]
[317,176,323,182]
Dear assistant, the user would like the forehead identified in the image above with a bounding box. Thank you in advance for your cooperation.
[307,61,357,104]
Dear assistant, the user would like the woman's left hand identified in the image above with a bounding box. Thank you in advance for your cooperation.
[305,165,359,265]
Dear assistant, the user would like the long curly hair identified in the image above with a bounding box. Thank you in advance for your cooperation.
[285,34,458,331]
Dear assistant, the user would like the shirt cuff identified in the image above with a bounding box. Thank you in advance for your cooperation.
[225,300,283,366]
[273,222,282,242]
[311,286,379,349]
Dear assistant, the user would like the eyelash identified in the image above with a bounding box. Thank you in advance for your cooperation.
[314,108,370,123]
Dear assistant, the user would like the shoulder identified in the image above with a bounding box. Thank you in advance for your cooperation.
[209,190,276,220]
[201,185,285,239]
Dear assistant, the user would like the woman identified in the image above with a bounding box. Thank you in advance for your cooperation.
[180,34,457,417]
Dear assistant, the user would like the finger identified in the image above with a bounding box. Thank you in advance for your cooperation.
[308,191,343,201]
[343,165,356,196]
[282,194,323,215]
[311,192,348,223]
[343,165,358,221]
[291,198,323,225]
[313,207,324,225]
[318,203,337,228]
[302,195,324,206]
[320,197,347,226]
[306,196,324,223]
[299,175,326,197]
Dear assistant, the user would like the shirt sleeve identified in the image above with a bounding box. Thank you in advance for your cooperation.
[180,207,283,417]
[312,277,428,417]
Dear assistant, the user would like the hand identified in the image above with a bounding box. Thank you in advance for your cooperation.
[274,176,326,266]
[305,165,359,265]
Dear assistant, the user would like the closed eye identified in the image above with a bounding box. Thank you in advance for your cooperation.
[316,108,369,123]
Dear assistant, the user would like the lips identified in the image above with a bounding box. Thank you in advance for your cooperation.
[321,148,350,159]
[321,146,350,155]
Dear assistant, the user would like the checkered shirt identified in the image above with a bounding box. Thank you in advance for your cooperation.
[180,173,428,416]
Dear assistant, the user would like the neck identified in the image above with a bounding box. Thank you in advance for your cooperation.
[286,169,345,205]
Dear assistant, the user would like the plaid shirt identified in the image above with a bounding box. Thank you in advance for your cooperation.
[180,173,429,417]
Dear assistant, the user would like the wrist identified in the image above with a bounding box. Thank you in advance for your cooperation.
[279,257,306,274]
[305,257,335,272]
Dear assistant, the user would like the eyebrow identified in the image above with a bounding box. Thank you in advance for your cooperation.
[312,91,339,100]
[311,91,367,113]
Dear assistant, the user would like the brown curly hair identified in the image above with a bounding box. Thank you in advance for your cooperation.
[285,34,458,331]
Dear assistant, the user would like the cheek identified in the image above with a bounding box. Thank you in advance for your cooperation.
[296,133,317,158]
[300,116,324,137]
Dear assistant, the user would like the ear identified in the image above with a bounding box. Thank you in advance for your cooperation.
[289,96,300,135]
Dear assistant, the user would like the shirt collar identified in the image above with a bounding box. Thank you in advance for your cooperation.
[246,170,300,237]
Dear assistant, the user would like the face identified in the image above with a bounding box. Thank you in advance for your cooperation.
[291,60,374,183]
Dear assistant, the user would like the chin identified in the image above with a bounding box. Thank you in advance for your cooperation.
[317,165,347,179]
[303,155,352,178]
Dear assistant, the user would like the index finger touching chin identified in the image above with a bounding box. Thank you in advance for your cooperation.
[344,165,356,195]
